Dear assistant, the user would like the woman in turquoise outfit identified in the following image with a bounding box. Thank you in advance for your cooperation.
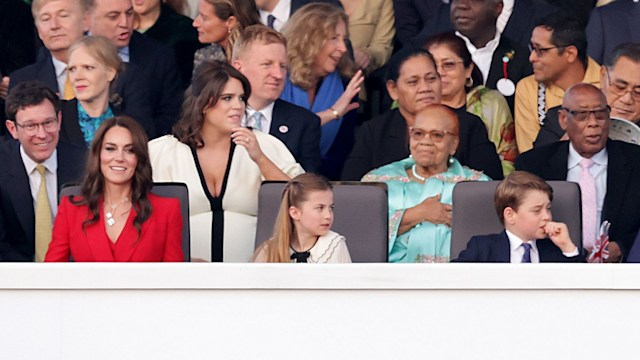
[363,104,491,263]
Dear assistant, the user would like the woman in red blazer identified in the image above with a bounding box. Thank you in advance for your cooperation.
[46,116,184,262]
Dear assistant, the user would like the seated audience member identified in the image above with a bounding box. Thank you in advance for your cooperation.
[62,36,154,146]
[1,81,85,262]
[133,0,204,88]
[251,173,351,263]
[449,0,532,112]
[515,83,640,262]
[6,0,153,134]
[343,48,502,181]
[426,32,518,176]
[149,61,303,262]
[86,0,182,136]
[533,43,640,147]
[279,3,364,179]
[192,0,261,67]
[586,0,640,65]
[255,0,342,32]
[601,43,640,124]
[362,104,491,263]
[232,25,321,173]
[514,15,601,153]
[340,0,395,74]
[393,0,556,50]
[46,117,183,262]
[454,171,584,262]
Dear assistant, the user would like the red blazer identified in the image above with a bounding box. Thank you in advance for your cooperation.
[45,193,184,262]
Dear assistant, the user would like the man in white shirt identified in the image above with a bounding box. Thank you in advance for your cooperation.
[1,81,85,261]
[450,0,531,111]
[232,25,320,172]
[516,83,640,262]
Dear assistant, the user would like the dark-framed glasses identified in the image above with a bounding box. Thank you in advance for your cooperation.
[528,43,563,57]
[560,106,611,122]
[409,127,457,143]
[605,68,640,101]
[15,118,59,135]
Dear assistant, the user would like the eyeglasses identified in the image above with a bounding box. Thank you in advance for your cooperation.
[560,106,611,122]
[528,43,564,57]
[15,118,59,135]
[409,127,457,143]
[605,68,640,101]
[436,60,464,72]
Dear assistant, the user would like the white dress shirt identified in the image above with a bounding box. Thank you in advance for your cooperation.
[51,56,68,97]
[506,230,541,263]
[21,147,58,218]
[258,0,291,32]
[243,102,275,132]
[496,0,515,35]
[456,31,501,84]
[566,144,608,239]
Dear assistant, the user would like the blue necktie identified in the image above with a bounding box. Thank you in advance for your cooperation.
[267,14,276,29]
[522,243,532,263]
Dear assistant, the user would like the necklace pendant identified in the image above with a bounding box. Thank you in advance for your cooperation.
[106,217,116,227]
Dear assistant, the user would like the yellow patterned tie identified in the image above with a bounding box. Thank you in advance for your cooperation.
[63,73,74,100]
[34,164,52,262]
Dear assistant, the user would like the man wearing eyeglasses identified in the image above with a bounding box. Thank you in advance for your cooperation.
[0,81,85,262]
[601,43,640,124]
[516,83,640,263]
[514,15,602,154]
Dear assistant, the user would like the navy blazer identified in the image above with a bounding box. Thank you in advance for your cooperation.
[0,140,86,262]
[515,140,640,260]
[270,99,321,173]
[454,231,585,262]
[9,48,154,136]
[342,107,503,181]
[127,32,183,136]
[586,0,640,64]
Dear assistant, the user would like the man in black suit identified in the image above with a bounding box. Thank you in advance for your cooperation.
[516,83,640,262]
[86,0,182,136]
[450,0,531,112]
[1,82,85,262]
[6,0,154,138]
[232,25,321,173]
[587,0,640,65]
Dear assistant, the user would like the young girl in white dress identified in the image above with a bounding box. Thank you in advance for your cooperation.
[251,173,352,263]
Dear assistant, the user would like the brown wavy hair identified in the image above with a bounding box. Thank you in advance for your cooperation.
[281,3,354,90]
[252,173,333,263]
[173,60,251,148]
[203,0,261,61]
[72,116,153,235]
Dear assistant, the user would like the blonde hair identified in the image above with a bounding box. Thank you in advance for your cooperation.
[281,3,354,90]
[68,36,123,105]
[32,0,87,17]
[252,173,333,263]
[231,24,287,62]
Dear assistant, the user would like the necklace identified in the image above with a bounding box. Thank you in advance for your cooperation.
[411,164,427,182]
[104,197,130,227]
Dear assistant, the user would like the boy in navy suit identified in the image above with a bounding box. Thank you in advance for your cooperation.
[455,171,584,263]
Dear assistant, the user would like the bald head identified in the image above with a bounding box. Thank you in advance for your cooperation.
[415,104,459,134]
[559,83,610,158]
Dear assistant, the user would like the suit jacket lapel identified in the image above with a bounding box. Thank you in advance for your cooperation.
[117,207,143,262]
[37,49,59,91]
[502,0,530,46]
[56,141,86,192]
[548,142,569,180]
[603,141,630,225]
[493,231,511,263]
[7,143,35,241]
[85,212,115,262]
[387,109,409,156]
[270,100,289,142]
